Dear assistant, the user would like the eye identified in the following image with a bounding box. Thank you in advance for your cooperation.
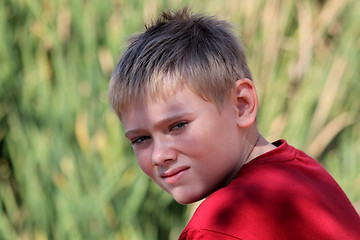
[169,121,188,132]
[131,136,151,145]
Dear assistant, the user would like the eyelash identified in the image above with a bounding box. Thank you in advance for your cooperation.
[131,136,151,145]
[169,121,188,132]
[131,121,189,145]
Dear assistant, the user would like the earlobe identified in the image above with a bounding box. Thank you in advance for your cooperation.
[233,78,258,128]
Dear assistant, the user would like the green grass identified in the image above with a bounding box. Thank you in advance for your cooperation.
[1,0,359,239]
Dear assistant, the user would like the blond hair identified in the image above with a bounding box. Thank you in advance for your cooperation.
[109,7,252,116]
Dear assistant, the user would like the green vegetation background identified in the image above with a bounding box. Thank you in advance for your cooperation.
[1,0,359,239]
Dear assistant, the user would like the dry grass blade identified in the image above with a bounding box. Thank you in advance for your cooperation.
[307,112,354,158]
[309,57,347,139]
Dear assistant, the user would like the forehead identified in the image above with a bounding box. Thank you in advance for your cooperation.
[119,82,199,118]
[119,85,210,126]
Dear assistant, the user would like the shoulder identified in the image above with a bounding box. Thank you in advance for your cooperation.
[180,168,282,239]
[180,140,360,239]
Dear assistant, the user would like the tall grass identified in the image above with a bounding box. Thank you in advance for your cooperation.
[0,0,359,239]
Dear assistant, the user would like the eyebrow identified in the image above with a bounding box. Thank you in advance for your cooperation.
[124,111,194,139]
[124,130,141,139]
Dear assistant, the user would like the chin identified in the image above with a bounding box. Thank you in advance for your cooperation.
[172,191,205,205]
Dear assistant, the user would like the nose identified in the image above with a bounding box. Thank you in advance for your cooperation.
[152,136,176,166]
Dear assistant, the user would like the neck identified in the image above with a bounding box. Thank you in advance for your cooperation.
[223,129,276,187]
[245,134,276,164]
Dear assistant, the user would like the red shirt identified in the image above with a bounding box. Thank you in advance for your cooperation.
[179,140,360,240]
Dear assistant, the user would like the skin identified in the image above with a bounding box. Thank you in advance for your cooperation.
[121,79,276,204]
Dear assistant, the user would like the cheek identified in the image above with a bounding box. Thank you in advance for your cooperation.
[184,126,217,150]
[135,151,153,177]
[175,132,204,155]
[181,121,238,165]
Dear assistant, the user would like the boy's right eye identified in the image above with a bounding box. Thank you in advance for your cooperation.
[131,136,151,145]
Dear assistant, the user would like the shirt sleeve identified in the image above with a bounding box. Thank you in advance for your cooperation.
[179,228,244,240]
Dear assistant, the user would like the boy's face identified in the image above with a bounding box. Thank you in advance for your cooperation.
[121,85,250,204]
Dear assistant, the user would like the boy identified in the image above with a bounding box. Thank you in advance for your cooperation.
[108,8,360,239]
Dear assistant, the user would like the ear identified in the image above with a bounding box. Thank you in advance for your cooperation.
[232,78,258,128]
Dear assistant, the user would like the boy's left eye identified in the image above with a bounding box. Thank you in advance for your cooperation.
[169,121,188,132]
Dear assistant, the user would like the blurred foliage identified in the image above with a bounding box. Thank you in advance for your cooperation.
[0,0,359,239]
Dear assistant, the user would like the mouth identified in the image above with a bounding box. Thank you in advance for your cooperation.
[160,166,190,184]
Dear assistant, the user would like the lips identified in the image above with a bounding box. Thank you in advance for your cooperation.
[160,166,190,184]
